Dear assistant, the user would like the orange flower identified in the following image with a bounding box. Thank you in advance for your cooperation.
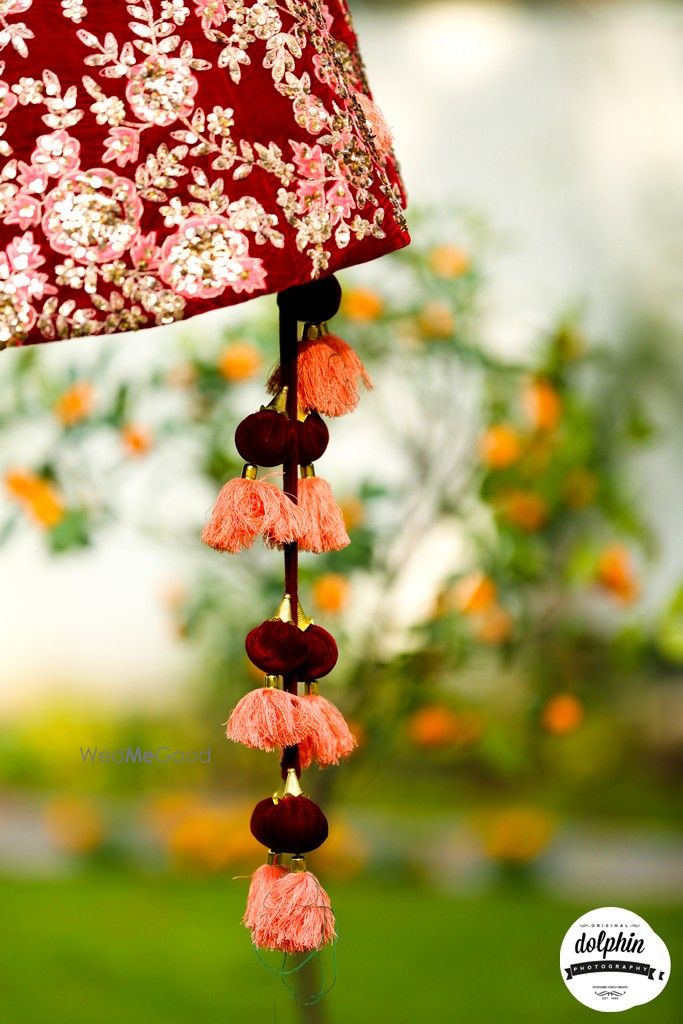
[478,806,554,864]
[564,467,597,508]
[167,802,260,871]
[44,796,104,854]
[54,382,94,426]
[122,424,153,456]
[417,300,455,339]
[408,705,460,748]
[479,424,522,469]
[596,544,639,603]
[5,469,40,501]
[5,470,65,528]
[218,342,262,382]
[342,287,383,322]
[408,706,483,748]
[339,496,364,531]
[472,604,513,645]
[453,572,497,615]
[499,489,548,531]
[522,377,561,432]
[542,693,584,735]
[428,244,470,278]
[312,573,350,614]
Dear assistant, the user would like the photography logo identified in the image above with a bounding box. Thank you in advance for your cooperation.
[560,907,670,1012]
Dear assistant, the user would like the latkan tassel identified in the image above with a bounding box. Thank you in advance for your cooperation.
[299,683,357,769]
[242,852,287,930]
[297,466,350,553]
[268,325,373,417]
[251,856,336,953]
[201,465,303,553]
[226,676,311,752]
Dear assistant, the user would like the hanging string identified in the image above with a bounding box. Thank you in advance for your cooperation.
[278,299,302,782]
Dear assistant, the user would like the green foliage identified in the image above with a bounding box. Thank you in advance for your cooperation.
[0,212,679,815]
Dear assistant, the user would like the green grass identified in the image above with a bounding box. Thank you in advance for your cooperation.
[0,871,680,1023]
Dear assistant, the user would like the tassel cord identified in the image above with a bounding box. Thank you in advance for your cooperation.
[279,300,301,780]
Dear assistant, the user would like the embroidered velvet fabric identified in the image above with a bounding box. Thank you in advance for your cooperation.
[0,0,409,347]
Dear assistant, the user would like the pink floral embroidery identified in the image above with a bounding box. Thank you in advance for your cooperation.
[159,215,266,299]
[42,168,143,263]
[0,0,33,59]
[0,230,54,343]
[356,93,394,160]
[32,131,81,176]
[0,75,17,116]
[0,1,408,344]
[17,162,49,194]
[103,127,140,168]
[126,56,200,128]
[5,190,40,227]
[193,0,227,29]
[131,231,162,271]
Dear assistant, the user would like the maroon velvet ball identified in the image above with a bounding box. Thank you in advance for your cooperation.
[298,624,338,680]
[277,275,342,323]
[234,410,296,467]
[250,794,329,853]
[297,413,329,465]
[245,620,308,675]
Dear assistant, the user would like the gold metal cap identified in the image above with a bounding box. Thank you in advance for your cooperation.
[300,464,316,479]
[290,855,307,873]
[271,593,294,624]
[302,322,329,341]
[273,767,304,802]
[262,386,288,415]
[264,675,280,689]
[304,681,319,697]
[241,464,258,480]
[297,601,314,631]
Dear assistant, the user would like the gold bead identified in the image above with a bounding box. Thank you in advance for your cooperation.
[290,855,307,874]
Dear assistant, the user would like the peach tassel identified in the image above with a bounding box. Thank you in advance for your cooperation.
[297,466,350,553]
[201,464,303,553]
[243,853,288,930]
[298,684,357,769]
[268,327,373,417]
[226,677,312,752]
[251,856,336,953]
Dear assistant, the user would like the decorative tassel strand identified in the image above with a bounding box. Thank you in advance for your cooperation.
[201,464,303,553]
[299,682,357,769]
[242,852,287,930]
[226,675,312,752]
[267,324,373,417]
[297,465,350,553]
[251,855,336,953]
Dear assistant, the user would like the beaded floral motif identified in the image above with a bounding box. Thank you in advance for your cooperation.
[0,0,408,345]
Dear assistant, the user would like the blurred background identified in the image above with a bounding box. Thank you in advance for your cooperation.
[0,2,682,1022]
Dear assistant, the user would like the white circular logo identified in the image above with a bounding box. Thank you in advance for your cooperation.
[560,907,670,1012]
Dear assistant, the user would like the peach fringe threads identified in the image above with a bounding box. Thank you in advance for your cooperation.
[298,686,357,769]
[268,331,373,417]
[201,466,303,553]
[226,681,313,752]
[297,468,350,553]
[251,857,337,953]
[243,854,288,930]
